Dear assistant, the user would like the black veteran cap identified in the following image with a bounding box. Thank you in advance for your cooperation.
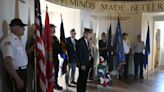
[71,28,76,32]
[9,18,27,27]
[84,28,93,33]
[50,24,56,28]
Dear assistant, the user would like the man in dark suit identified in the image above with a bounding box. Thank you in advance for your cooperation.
[66,29,78,86]
[76,28,92,92]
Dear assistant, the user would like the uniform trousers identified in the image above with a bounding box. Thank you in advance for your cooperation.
[6,68,27,92]
[134,53,144,77]
[53,59,59,84]
[77,65,90,92]
[124,53,129,77]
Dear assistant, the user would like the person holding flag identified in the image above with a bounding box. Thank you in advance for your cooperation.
[1,18,28,92]
[133,34,145,79]
[50,24,63,90]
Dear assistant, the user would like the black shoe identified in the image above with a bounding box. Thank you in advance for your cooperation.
[119,75,122,80]
[140,76,144,80]
[71,81,77,84]
[89,77,93,80]
[123,75,129,79]
[54,84,63,90]
[66,83,75,87]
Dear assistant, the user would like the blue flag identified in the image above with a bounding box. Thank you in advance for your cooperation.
[113,18,125,66]
[144,25,150,69]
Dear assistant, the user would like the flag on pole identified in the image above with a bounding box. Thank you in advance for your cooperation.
[144,24,150,69]
[35,0,46,92]
[113,18,126,67]
[43,7,54,92]
[107,23,113,71]
[60,15,68,75]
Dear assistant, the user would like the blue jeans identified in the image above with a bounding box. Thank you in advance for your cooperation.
[70,61,76,82]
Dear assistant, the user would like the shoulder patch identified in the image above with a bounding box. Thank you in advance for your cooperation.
[4,42,11,46]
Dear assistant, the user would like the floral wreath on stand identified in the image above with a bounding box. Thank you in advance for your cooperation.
[97,56,112,87]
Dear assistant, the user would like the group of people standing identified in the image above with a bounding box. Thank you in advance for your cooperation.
[99,32,145,80]
[0,18,94,92]
[50,25,95,92]
[0,18,146,92]
[122,33,145,79]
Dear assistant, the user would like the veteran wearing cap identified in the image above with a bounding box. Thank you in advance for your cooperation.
[65,29,78,87]
[1,18,28,92]
[76,28,93,92]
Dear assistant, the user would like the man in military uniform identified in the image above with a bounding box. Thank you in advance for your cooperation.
[1,18,28,92]
[50,24,63,90]
[133,34,145,79]
[66,29,78,86]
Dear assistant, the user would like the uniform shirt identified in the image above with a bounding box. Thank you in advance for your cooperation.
[123,39,130,54]
[1,33,28,69]
[133,41,145,53]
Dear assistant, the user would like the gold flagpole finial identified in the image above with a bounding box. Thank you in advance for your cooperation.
[60,14,63,21]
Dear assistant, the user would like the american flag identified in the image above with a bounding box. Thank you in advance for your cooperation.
[35,0,46,92]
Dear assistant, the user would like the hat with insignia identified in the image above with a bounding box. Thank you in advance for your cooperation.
[70,28,76,34]
[9,18,27,27]
[84,28,93,33]
[50,24,56,28]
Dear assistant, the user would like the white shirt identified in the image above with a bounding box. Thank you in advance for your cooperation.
[71,37,76,50]
[84,38,91,60]
[123,39,130,54]
[1,33,28,69]
[133,41,145,53]
[84,38,88,47]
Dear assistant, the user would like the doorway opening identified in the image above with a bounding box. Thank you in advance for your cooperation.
[154,21,164,68]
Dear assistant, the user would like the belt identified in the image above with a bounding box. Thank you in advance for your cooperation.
[135,53,143,55]
[15,66,27,70]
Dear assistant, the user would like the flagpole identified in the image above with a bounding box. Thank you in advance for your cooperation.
[147,63,148,81]
[34,43,37,92]
[147,21,149,81]
[93,18,99,83]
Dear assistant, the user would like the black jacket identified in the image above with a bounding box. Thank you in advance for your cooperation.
[76,37,90,66]
[66,37,77,63]
[52,36,61,60]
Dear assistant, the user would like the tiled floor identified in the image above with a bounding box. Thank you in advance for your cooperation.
[54,67,164,92]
